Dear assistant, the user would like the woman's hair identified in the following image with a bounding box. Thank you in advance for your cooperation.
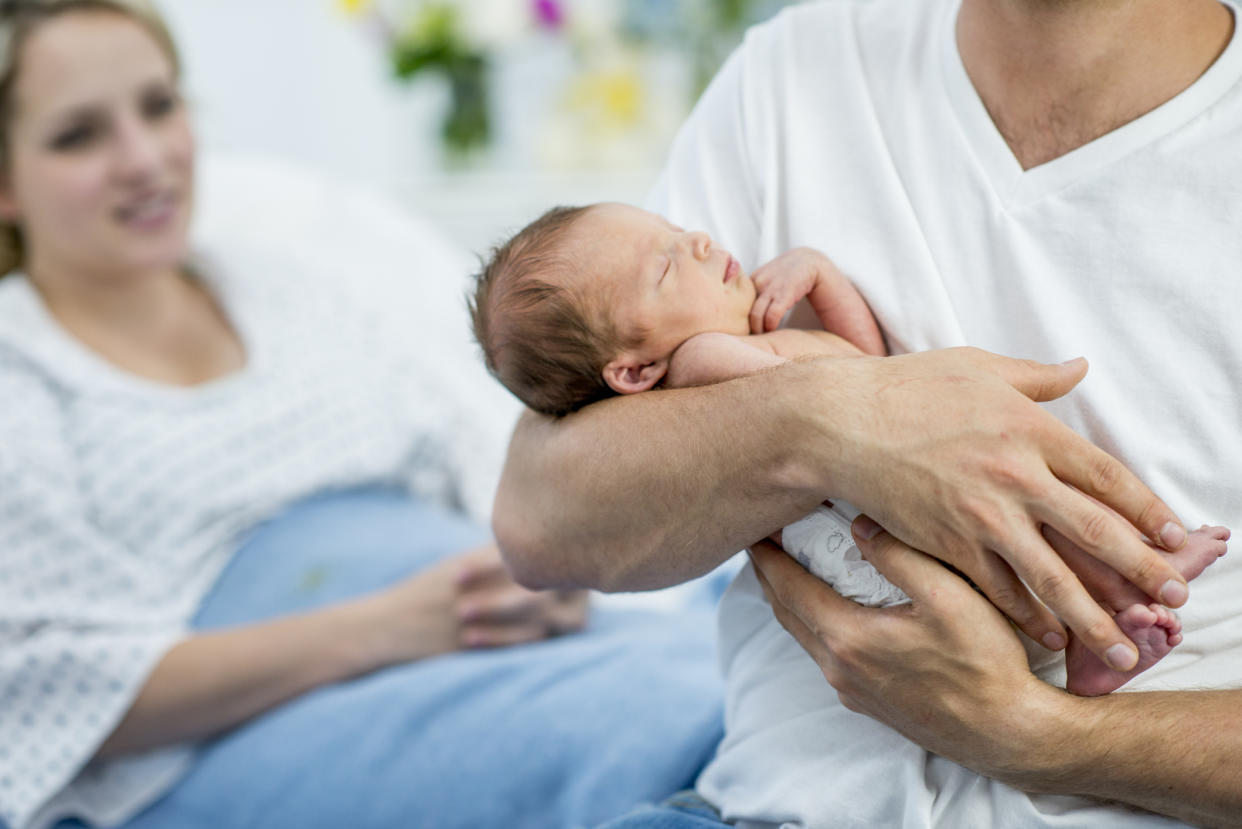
[0,0,181,278]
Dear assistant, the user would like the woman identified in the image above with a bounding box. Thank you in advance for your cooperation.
[0,3,723,828]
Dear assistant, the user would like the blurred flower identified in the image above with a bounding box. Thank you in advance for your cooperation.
[565,66,642,133]
[344,0,793,165]
[337,0,374,15]
[533,0,565,29]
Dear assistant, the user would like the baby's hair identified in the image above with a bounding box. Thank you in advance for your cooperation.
[470,204,637,416]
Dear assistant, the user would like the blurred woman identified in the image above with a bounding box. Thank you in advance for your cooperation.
[0,4,718,828]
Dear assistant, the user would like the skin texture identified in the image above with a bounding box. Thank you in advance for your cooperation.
[2,11,586,758]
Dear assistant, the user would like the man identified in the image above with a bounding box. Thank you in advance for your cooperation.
[494,0,1242,825]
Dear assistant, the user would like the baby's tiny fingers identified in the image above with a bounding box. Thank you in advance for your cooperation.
[764,299,789,332]
[750,297,774,334]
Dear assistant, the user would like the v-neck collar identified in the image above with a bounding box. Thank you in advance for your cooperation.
[939,0,1242,209]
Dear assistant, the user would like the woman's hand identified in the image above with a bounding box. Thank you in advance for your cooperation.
[360,544,589,665]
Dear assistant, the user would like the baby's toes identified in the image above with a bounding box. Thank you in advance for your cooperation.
[1150,603,1183,635]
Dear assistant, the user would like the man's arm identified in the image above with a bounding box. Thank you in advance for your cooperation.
[749,532,1242,827]
[495,347,1192,671]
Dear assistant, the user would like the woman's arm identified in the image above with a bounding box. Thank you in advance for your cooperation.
[749,533,1242,828]
[496,348,1191,672]
[98,545,586,758]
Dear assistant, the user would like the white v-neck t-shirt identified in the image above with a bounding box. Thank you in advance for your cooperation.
[646,0,1242,825]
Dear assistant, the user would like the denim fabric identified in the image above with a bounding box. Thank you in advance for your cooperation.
[57,490,724,829]
[594,790,729,829]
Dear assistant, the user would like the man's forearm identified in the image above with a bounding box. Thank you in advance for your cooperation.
[494,362,837,591]
[1022,689,1242,828]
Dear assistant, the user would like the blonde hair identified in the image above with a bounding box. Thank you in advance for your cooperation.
[0,0,181,278]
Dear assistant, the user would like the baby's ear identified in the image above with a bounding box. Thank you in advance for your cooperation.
[603,355,669,395]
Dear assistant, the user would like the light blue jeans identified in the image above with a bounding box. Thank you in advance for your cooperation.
[57,490,725,829]
[595,791,730,828]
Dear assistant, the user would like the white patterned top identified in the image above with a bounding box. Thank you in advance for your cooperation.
[0,156,520,829]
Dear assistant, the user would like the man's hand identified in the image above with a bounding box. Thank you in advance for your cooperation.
[814,347,1188,670]
[750,529,1242,828]
[748,531,1072,784]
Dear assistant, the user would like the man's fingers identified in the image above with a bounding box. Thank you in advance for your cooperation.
[974,350,1089,403]
[853,521,1078,657]
[1041,524,1143,612]
[1045,434,1188,558]
[748,543,841,667]
[957,548,1067,650]
[851,519,969,606]
[990,530,1141,671]
[1036,472,1187,603]
[748,540,862,642]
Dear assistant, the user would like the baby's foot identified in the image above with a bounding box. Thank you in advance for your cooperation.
[1164,524,1230,583]
[1050,523,1229,613]
[1065,603,1183,697]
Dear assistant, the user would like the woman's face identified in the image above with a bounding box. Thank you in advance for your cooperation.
[0,10,193,281]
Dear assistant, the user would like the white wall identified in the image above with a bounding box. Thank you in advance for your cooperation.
[160,0,433,193]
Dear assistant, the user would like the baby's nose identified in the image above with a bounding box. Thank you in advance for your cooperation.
[688,232,712,259]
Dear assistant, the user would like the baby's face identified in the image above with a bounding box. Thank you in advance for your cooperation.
[569,204,756,361]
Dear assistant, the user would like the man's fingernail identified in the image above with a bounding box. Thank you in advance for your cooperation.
[1059,356,1086,367]
[1160,579,1188,607]
[1106,643,1137,671]
[1159,522,1187,550]
[1042,632,1067,650]
[853,515,882,541]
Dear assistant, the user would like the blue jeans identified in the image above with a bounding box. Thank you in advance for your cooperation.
[595,791,729,828]
[57,490,725,829]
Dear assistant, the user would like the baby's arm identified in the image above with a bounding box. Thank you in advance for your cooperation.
[666,329,864,389]
[750,248,886,356]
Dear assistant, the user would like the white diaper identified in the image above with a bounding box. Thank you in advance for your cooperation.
[781,502,910,607]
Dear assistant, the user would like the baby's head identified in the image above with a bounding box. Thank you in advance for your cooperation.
[471,202,755,416]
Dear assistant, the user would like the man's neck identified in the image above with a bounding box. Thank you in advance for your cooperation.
[957,0,1234,169]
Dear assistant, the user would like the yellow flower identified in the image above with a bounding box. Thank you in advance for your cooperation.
[566,68,643,133]
[337,0,373,16]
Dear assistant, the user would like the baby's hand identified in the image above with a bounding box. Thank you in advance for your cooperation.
[749,247,830,333]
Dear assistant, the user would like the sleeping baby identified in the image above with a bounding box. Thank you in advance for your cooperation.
[469,201,1229,696]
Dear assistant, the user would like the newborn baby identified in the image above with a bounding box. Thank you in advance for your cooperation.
[470,202,1228,696]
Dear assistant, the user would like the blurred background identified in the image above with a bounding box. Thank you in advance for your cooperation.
[157,0,796,254]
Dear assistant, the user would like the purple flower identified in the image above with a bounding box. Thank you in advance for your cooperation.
[533,0,564,29]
